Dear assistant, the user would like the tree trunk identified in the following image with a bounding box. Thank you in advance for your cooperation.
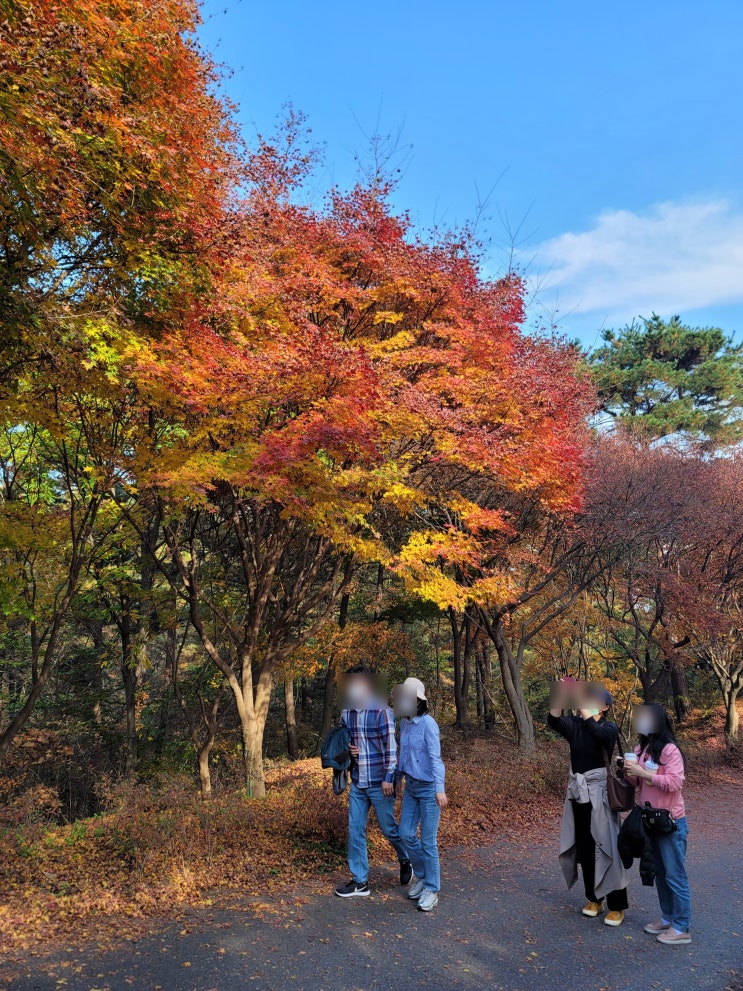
[240,670,273,798]
[198,738,215,800]
[0,635,56,761]
[712,656,743,750]
[485,615,535,752]
[285,678,299,759]
[84,619,106,725]
[475,651,484,722]
[669,656,690,723]
[703,642,742,750]
[122,662,138,775]
[635,645,660,702]
[175,586,271,799]
[167,621,222,799]
[449,607,473,728]
[119,615,138,777]
[242,714,266,798]
[637,652,669,705]
[319,592,349,743]
[196,687,223,801]
[724,690,740,748]
[319,663,336,744]
[0,566,88,762]
[477,640,495,731]
[157,503,356,800]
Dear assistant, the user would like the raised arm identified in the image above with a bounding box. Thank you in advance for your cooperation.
[547,711,577,741]
[581,716,618,752]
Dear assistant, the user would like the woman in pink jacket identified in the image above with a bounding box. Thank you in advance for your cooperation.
[623,703,691,945]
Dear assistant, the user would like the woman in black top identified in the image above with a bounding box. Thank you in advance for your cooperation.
[548,686,629,926]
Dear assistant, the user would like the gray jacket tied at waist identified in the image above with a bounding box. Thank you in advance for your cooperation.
[558,766,628,900]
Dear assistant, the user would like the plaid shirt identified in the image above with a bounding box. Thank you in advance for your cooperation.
[341,703,397,787]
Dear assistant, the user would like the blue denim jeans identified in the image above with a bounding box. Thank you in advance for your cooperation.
[650,816,691,932]
[348,782,408,885]
[400,776,441,893]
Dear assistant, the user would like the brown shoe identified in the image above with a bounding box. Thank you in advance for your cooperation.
[604,910,625,927]
[581,900,604,917]
[644,919,670,935]
[657,929,691,945]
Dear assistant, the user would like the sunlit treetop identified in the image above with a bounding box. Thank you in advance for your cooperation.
[590,314,743,447]
[133,124,596,610]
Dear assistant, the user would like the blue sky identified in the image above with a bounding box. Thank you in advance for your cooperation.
[198,0,743,347]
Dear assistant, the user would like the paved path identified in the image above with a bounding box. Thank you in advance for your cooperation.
[5,825,741,991]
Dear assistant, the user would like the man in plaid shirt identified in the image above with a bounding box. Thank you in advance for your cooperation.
[334,666,411,898]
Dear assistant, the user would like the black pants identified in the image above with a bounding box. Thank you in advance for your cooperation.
[572,801,628,911]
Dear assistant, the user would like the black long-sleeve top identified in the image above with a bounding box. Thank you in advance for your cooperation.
[547,713,619,775]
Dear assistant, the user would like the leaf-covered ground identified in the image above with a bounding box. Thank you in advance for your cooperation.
[0,735,563,962]
[2,770,741,991]
[0,725,739,986]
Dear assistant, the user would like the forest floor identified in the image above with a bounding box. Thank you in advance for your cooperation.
[1,723,741,991]
[2,771,741,991]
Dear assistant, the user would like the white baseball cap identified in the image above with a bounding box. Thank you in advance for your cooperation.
[402,677,427,701]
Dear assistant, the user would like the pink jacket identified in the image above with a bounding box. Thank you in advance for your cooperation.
[634,743,686,819]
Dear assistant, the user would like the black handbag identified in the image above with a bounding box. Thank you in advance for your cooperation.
[640,801,677,834]
[603,745,636,813]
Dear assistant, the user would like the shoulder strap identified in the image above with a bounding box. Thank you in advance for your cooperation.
[614,722,630,754]
[604,719,622,757]
[602,729,618,776]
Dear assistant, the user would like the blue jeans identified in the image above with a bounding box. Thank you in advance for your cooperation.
[650,816,691,932]
[348,782,408,884]
[400,776,441,893]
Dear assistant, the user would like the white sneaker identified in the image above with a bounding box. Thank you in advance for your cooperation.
[407,878,425,900]
[417,889,439,912]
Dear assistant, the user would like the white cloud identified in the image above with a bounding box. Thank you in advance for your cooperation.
[526,199,743,322]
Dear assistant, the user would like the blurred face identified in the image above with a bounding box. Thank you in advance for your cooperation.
[342,674,373,709]
[551,680,607,713]
[393,685,418,718]
[586,685,609,714]
[632,704,661,736]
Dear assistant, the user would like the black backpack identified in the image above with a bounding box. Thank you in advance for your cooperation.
[321,724,352,795]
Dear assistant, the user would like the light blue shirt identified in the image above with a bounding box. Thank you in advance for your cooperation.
[399,713,446,792]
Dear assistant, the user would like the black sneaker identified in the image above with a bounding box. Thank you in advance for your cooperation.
[335,879,370,898]
[399,860,413,886]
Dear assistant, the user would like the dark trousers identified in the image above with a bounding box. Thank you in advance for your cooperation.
[572,801,628,911]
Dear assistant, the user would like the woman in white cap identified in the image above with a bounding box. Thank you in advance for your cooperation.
[396,677,447,912]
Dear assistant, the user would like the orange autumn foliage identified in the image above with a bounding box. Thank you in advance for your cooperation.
[286,620,417,680]
[124,128,594,788]
[0,0,236,390]
[134,134,593,597]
